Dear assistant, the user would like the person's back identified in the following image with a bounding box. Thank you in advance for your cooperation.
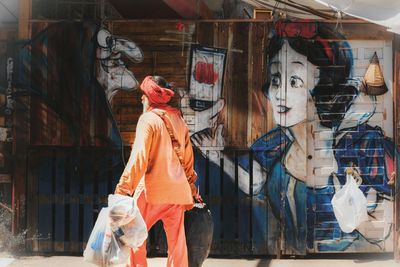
[115,75,197,267]
[121,109,194,205]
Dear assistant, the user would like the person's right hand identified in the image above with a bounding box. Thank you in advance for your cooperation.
[189,183,203,203]
[194,194,203,203]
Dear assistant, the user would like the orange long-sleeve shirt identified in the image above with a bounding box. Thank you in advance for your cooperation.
[115,109,196,206]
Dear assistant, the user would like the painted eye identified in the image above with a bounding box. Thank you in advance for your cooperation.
[97,28,114,49]
[271,75,281,87]
[290,77,304,88]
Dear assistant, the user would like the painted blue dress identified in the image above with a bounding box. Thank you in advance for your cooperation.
[238,123,394,252]
[309,123,394,251]
[238,127,307,254]
[193,123,394,253]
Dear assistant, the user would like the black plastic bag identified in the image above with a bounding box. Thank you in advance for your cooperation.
[185,203,214,267]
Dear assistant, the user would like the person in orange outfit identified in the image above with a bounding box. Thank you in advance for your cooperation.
[114,75,198,267]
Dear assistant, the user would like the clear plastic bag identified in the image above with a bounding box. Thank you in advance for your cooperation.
[83,194,148,266]
[102,223,131,266]
[331,174,368,233]
[83,207,130,266]
[108,194,148,249]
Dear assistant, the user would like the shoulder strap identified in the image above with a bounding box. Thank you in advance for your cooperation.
[152,110,196,184]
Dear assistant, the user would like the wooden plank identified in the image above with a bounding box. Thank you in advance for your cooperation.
[250,23,270,143]
[247,23,254,148]
[339,23,393,40]
[237,151,252,255]
[211,21,236,254]
[140,51,189,65]
[80,84,91,145]
[37,150,53,252]
[221,151,236,253]
[12,47,30,233]
[18,0,31,39]
[117,124,136,133]
[111,152,124,197]
[110,20,392,40]
[247,22,269,255]
[68,152,80,253]
[82,151,94,251]
[97,151,109,210]
[129,64,187,76]
[194,149,207,205]
[229,22,249,148]
[26,150,39,252]
[224,22,234,147]
[54,151,66,252]
[114,112,141,124]
[394,34,400,262]
[196,22,214,46]
[122,33,194,44]
[206,151,222,253]
[111,21,196,35]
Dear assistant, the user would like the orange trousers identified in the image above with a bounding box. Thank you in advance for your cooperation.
[129,193,188,267]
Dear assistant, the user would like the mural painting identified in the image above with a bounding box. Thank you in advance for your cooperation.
[17,21,143,146]
[188,45,226,149]
[96,26,143,102]
[13,20,396,255]
[184,21,395,254]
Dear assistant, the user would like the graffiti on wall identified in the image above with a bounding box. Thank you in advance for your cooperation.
[18,20,395,254]
[18,22,143,146]
[96,27,143,102]
[184,20,395,253]
[188,45,226,149]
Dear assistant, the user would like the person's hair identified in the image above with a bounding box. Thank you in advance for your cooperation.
[151,75,172,89]
[264,21,358,128]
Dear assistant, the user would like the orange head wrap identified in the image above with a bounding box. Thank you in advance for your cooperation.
[140,76,175,104]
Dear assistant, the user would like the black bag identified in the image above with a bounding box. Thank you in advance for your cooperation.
[185,203,213,267]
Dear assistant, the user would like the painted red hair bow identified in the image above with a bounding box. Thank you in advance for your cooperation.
[274,20,334,63]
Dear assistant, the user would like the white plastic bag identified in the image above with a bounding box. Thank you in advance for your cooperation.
[102,223,131,266]
[83,194,148,266]
[83,207,130,266]
[331,174,368,233]
[83,207,110,265]
[108,194,148,249]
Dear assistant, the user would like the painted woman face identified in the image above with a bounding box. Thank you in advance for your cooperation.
[268,41,316,127]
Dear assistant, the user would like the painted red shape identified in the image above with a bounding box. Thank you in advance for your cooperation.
[194,62,219,85]
[176,21,184,31]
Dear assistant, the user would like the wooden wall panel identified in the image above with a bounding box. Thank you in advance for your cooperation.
[228,23,250,145]
[1,27,29,235]
[20,19,397,255]
[249,23,271,144]
[394,34,400,262]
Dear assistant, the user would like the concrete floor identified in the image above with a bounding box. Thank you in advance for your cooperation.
[1,255,398,267]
